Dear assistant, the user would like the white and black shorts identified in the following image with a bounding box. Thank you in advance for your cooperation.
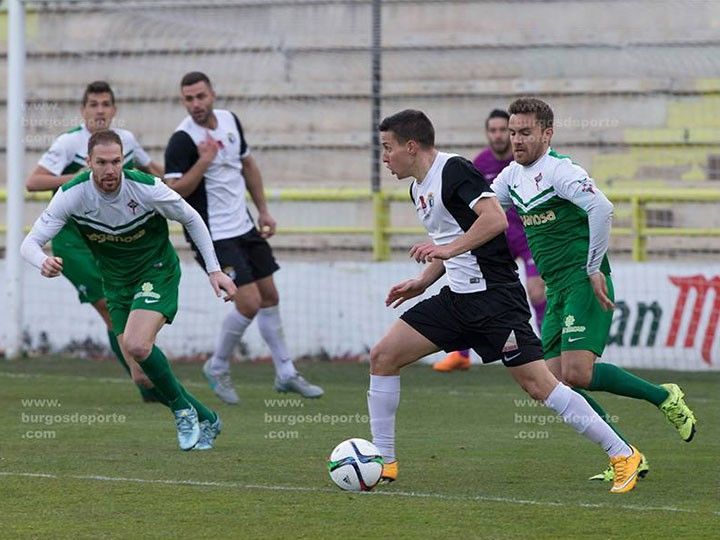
[400,283,543,367]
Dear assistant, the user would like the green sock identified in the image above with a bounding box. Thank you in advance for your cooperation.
[180,386,217,423]
[108,331,131,375]
[108,331,169,404]
[138,346,191,411]
[588,362,669,407]
[573,387,629,444]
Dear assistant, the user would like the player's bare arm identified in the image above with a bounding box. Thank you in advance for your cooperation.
[385,259,445,308]
[410,197,508,263]
[26,164,78,192]
[138,161,165,179]
[242,154,276,238]
[166,131,218,197]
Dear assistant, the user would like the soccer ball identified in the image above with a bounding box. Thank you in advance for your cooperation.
[327,438,383,492]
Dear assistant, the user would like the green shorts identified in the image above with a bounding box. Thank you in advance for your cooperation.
[105,264,181,335]
[542,273,614,359]
[52,224,104,305]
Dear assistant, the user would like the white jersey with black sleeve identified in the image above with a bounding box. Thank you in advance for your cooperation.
[411,152,519,293]
[164,109,254,243]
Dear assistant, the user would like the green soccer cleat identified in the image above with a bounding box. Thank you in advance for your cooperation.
[589,453,650,482]
[659,383,697,442]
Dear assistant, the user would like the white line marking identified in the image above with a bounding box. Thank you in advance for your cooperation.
[1,471,717,516]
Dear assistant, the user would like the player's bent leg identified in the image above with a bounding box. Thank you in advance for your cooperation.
[95,297,163,403]
[544,356,562,380]
[432,349,471,372]
[558,349,596,389]
[202,283,259,404]
[369,320,439,483]
[255,276,323,398]
[370,319,438,376]
[122,309,200,450]
[508,359,642,492]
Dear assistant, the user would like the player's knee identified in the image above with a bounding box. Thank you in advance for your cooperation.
[124,338,152,361]
[370,343,397,375]
[561,366,591,388]
[260,290,279,306]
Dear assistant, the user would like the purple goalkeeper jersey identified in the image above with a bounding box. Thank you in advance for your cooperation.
[472,148,537,275]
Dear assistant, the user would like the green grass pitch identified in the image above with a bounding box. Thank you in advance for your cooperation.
[1,358,717,539]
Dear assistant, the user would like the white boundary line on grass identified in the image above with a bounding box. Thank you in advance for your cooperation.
[1,471,718,516]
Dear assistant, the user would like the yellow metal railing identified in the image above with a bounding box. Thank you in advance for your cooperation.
[2,188,720,261]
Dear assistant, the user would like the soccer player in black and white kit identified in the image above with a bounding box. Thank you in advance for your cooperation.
[369,109,644,494]
[164,72,323,403]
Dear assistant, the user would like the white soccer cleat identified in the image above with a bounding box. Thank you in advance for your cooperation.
[202,359,240,405]
[274,373,324,398]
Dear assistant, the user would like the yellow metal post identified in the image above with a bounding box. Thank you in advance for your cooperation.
[631,196,647,262]
[373,191,390,261]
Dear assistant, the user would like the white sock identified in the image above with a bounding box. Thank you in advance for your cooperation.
[544,383,632,458]
[210,309,253,375]
[257,305,297,381]
[367,374,401,462]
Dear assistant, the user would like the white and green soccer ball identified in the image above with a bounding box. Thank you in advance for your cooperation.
[327,438,383,492]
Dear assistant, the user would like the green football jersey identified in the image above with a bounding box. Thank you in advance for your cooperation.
[493,148,611,290]
[24,169,219,291]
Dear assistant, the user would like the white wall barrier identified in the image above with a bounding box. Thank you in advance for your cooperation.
[3,259,719,371]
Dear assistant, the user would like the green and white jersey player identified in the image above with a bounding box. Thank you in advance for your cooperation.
[492,98,697,479]
[22,130,237,451]
[26,81,164,403]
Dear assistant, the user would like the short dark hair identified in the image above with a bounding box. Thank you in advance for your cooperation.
[508,97,554,130]
[88,129,122,156]
[485,109,510,129]
[378,109,435,147]
[82,81,115,106]
[181,71,212,88]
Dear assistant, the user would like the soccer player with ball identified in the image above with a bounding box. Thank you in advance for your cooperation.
[368,109,645,494]
[21,130,236,451]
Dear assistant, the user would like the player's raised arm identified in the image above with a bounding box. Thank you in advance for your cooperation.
[149,179,236,300]
[20,190,73,276]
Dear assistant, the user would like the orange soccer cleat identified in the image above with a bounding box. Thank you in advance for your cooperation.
[433,351,471,372]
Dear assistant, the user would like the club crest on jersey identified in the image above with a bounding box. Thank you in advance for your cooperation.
[227,132,236,144]
[127,199,139,215]
[534,172,543,190]
[579,178,595,194]
[418,193,434,219]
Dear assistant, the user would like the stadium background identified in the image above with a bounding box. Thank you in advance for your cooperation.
[2,0,720,370]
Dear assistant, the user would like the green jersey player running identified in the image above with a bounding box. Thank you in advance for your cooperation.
[492,97,697,481]
[26,81,165,403]
[21,130,237,451]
